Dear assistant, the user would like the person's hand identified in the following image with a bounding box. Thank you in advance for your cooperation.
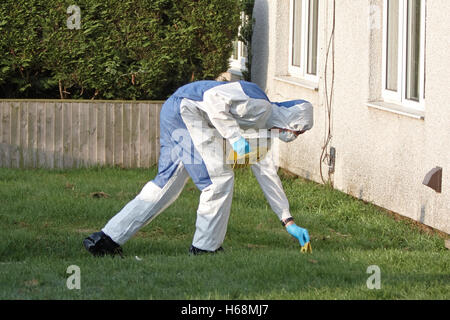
[286,224,310,247]
[232,137,251,156]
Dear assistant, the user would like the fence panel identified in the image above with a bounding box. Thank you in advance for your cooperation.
[0,100,162,169]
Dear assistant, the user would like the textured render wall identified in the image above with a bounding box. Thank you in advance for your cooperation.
[418,0,450,232]
[253,0,328,182]
[252,0,449,233]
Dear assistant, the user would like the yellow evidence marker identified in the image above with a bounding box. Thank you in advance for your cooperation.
[227,146,270,169]
[301,242,312,254]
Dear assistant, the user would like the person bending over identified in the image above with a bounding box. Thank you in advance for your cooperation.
[83,80,314,257]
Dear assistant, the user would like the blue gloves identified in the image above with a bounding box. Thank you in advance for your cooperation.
[286,224,310,247]
[232,137,251,156]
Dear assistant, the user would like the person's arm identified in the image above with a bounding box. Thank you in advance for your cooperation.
[251,155,292,221]
[199,82,247,146]
[251,155,310,246]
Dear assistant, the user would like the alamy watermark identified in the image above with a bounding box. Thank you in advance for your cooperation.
[66,265,81,290]
[366,265,381,290]
[368,4,381,31]
[67,5,81,30]
[169,124,282,174]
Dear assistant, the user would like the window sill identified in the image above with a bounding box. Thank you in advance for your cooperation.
[366,101,425,120]
[274,75,319,91]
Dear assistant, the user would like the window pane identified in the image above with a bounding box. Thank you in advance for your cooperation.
[242,43,248,58]
[386,0,399,92]
[292,0,302,67]
[232,40,238,60]
[406,0,422,101]
[307,0,319,75]
[240,13,248,58]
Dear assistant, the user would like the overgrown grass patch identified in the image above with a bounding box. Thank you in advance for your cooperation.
[0,167,448,299]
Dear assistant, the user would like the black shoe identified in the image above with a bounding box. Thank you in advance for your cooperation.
[83,231,124,258]
[189,245,224,256]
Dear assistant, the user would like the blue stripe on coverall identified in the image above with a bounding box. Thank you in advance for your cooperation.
[153,80,294,191]
[154,80,232,190]
[152,95,213,191]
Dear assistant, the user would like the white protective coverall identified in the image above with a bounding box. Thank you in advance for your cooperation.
[102,80,314,251]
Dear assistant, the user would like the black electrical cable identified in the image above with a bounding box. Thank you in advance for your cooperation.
[320,0,336,186]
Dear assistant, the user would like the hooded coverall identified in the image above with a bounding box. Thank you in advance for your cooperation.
[102,80,313,251]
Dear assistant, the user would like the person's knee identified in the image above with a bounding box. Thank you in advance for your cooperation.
[199,172,234,201]
[212,170,234,192]
[136,181,162,202]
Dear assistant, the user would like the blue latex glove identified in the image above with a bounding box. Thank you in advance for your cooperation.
[286,224,310,247]
[232,137,251,156]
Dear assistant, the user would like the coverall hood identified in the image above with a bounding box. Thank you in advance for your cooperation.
[230,98,273,130]
[267,101,314,133]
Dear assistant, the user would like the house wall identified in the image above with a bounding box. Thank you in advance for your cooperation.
[252,0,449,234]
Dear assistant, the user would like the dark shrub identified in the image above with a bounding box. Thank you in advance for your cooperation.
[0,0,241,100]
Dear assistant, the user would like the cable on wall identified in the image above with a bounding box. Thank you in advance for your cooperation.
[320,0,336,186]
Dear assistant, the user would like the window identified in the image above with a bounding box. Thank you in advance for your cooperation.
[289,0,319,81]
[230,38,247,73]
[383,0,425,109]
[229,13,248,75]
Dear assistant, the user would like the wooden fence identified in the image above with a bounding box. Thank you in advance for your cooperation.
[0,100,163,169]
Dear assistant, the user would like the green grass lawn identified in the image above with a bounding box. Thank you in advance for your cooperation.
[0,167,448,300]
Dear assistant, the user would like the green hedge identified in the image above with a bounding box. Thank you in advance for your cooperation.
[0,0,241,100]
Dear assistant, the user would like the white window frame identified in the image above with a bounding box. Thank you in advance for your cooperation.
[288,0,319,83]
[229,40,247,74]
[229,13,248,75]
[382,0,426,110]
